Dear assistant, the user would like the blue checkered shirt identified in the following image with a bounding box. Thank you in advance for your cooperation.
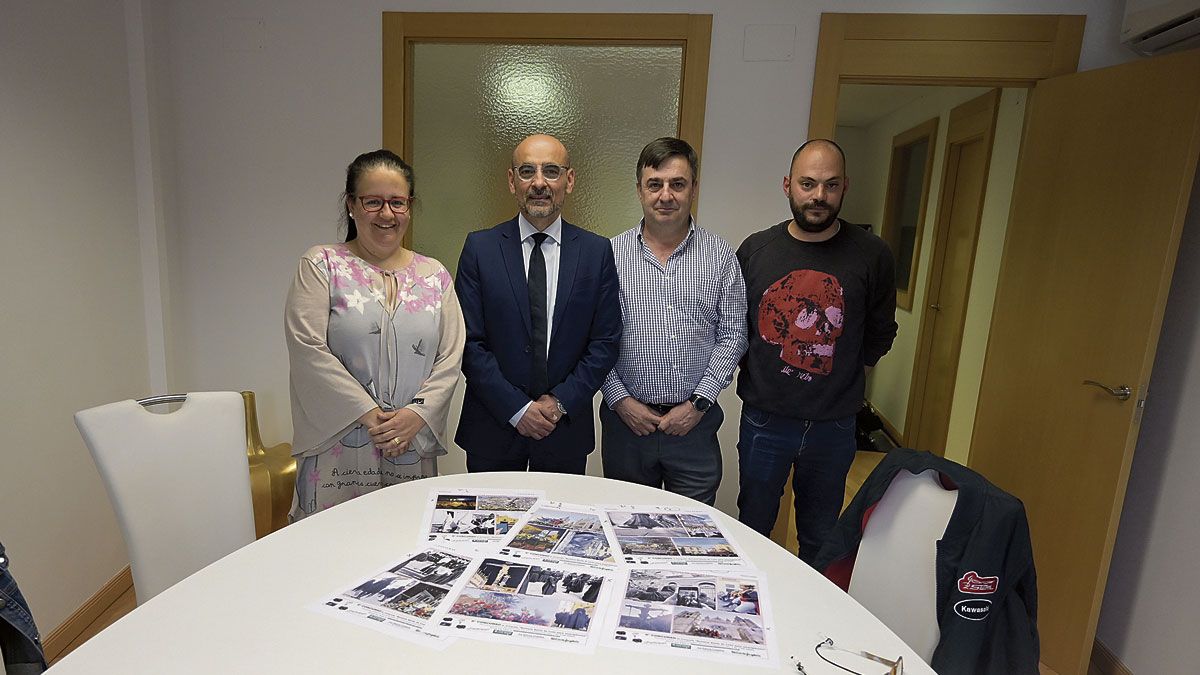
[602,220,748,408]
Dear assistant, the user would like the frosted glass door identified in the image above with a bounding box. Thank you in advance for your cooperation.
[411,43,683,273]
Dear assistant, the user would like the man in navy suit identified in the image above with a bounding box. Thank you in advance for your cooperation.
[455,134,621,474]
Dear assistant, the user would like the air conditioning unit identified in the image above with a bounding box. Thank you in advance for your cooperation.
[1122,0,1200,54]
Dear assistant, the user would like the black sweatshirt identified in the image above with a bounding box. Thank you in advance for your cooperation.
[736,220,897,421]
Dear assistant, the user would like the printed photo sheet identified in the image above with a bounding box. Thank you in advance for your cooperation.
[605,567,779,668]
[311,546,475,648]
[601,505,751,568]
[430,552,619,653]
[495,501,622,572]
[420,488,544,550]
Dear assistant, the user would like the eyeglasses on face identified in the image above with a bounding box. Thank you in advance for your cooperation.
[512,163,570,182]
[357,196,413,214]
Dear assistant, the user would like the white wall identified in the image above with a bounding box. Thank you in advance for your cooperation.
[1095,170,1200,674]
[0,1,148,629]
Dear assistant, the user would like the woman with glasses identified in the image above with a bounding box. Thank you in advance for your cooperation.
[284,149,465,519]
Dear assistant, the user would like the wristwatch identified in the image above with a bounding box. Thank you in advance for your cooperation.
[553,397,568,416]
[689,394,713,413]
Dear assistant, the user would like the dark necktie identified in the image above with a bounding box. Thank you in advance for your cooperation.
[528,232,550,398]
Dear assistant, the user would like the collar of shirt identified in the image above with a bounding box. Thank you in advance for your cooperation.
[518,213,563,245]
[638,216,697,261]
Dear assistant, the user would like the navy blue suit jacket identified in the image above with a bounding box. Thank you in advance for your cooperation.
[454,217,621,460]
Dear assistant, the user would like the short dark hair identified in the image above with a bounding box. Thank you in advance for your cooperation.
[341,149,414,242]
[790,139,847,175]
[636,137,699,183]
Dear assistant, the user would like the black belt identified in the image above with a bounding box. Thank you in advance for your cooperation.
[639,400,684,415]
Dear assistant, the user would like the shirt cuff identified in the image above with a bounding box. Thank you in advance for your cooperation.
[604,393,632,410]
[508,401,533,428]
[601,374,631,409]
[692,379,724,405]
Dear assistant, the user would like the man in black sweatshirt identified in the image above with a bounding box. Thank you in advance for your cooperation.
[735,139,897,565]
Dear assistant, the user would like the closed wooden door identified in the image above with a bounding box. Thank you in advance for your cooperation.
[970,49,1200,675]
[908,90,1000,456]
[382,13,713,274]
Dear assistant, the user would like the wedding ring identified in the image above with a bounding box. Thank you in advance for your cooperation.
[393,437,402,446]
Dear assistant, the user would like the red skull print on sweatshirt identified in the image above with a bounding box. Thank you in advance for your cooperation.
[757,270,844,375]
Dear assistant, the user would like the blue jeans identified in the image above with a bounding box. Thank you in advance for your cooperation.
[736,405,856,566]
[0,542,47,674]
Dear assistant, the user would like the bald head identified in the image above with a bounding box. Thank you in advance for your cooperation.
[790,139,846,177]
[512,134,571,167]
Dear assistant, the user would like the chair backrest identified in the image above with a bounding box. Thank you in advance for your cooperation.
[847,468,957,663]
[75,392,256,603]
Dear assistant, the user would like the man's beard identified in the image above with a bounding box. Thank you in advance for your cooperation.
[790,199,841,233]
[522,189,559,219]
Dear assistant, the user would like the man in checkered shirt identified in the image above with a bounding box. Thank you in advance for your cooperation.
[599,137,748,505]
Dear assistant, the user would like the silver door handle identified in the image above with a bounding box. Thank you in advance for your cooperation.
[1082,380,1132,401]
[929,304,942,311]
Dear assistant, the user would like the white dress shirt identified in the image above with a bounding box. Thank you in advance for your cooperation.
[509,214,563,426]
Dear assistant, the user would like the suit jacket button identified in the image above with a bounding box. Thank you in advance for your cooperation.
[525,345,532,354]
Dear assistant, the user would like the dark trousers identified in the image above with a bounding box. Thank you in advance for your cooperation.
[600,402,724,505]
[466,434,588,475]
[735,404,856,566]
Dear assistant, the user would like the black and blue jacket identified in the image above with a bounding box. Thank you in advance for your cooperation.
[1,541,47,674]
[814,448,1039,675]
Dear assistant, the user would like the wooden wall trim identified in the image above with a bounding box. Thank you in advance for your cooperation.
[679,14,713,164]
[1091,639,1134,675]
[393,12,701,40]
[42,566,133,662]
[874,406,904,448]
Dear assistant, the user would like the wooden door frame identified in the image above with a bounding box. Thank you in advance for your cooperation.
[775,8,1085,546]
[905,89,1001,456]
[883,116,940,313]
[382,12,712,244]
[807,13,1084,139]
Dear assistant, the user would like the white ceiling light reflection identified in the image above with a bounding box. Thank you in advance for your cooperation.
[497,70,560,110]
[483,48,580,136]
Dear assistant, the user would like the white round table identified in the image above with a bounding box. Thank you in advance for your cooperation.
[48,472,932,673]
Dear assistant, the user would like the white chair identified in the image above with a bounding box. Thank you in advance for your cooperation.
[75,392,256,603]
[847,469,958,663]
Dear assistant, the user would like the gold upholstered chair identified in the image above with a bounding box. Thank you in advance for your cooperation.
[241,391,296,538]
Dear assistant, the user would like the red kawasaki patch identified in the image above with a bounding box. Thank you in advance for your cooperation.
[958,571,999,595]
